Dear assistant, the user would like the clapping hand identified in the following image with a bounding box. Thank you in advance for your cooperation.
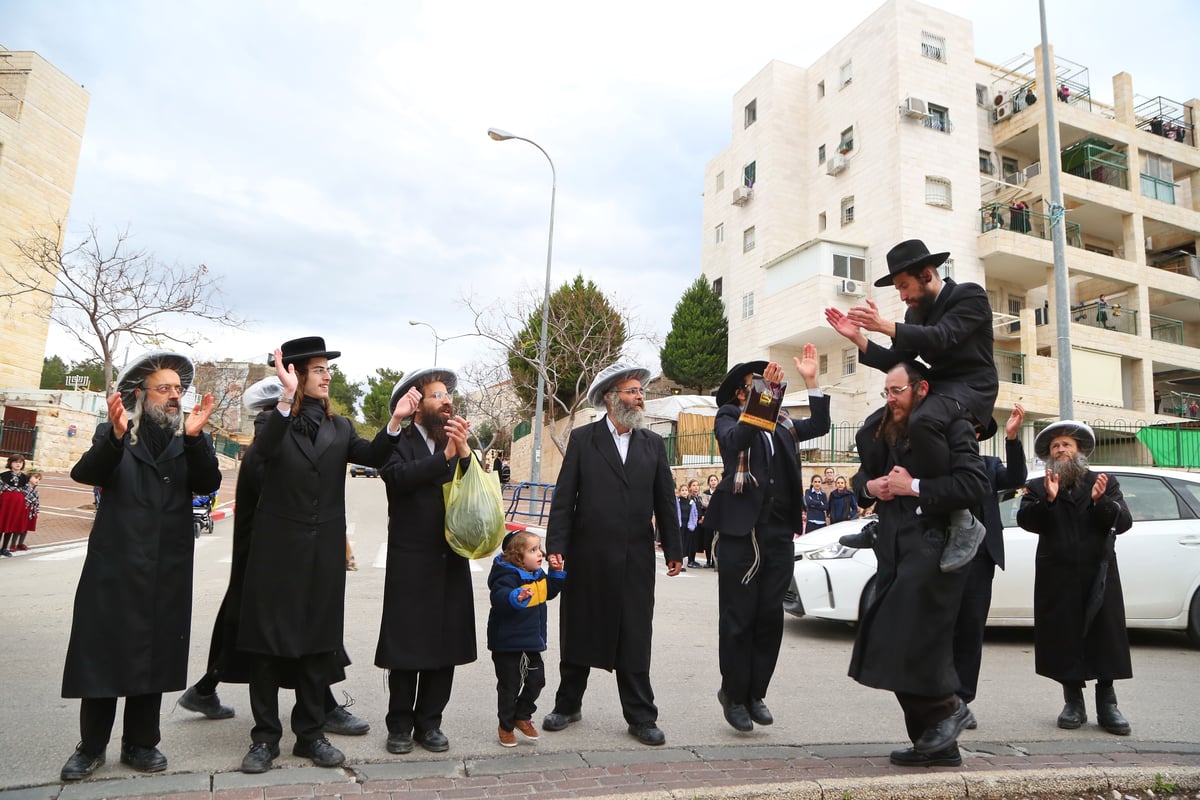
[185,393,216,436]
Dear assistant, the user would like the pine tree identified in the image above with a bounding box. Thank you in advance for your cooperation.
[660,275,728,394]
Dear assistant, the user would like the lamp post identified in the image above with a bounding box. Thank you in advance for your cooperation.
[408,320,441,363]
[487,127,556,486]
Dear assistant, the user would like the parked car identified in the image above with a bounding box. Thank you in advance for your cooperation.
[784,466,1200,647]
[349,464,379,478]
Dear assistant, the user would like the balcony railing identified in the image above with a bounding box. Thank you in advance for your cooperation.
[1150,253,1200,279]
[1150,314,1184,345]
[1071,301,1138,334]
[979,205,1083,247]
[995,349,1025,385]
[921,115,954,133]
[1140,173,1177,204]
[1062,139,1128,190]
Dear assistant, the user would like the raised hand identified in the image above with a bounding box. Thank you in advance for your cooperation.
[793,343,818,386]
[1006,403,1025,439]
[826,306,862,341]
[846,299,886,333]
[107,392,129,439]
[185,393,216,437]
[274,348,298,395]
[1091,472,1108,502]
[1045,468,1059,502]
[391,386,422,423]
[762,361,785,385]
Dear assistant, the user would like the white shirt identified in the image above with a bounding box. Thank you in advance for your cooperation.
[605,417,632,463]
[413,422,437,455]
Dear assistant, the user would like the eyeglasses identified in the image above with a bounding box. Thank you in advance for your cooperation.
[612,387,645,397]
[879,383,915,399]
[307,366,331,376]
[147,384,184,396]
[424,390,451,400]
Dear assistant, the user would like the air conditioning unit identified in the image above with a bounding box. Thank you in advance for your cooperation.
[837,278,865,297]
[901,96,928,119]
[826,154,847,175]
[992,105,1009,123]
[992,90,1009,107]
[1023,162,1042,181]
[731,185,752,206]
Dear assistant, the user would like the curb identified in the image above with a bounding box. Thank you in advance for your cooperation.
[210,503,235,522]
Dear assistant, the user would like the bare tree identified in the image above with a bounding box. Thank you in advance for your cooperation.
[458,359,525,455]
[463,275,655,457]
[2,222,245,393]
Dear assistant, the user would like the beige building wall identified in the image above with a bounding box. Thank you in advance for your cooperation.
[702,0,1200,446]
[0,47,89,389]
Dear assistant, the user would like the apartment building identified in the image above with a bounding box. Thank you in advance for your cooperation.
[701,0,1199,461]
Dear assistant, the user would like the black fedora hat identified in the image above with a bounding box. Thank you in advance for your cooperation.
[976,416,999,442]
[714,360,768,407]
[268,336,341,367]
[873,239,950,287]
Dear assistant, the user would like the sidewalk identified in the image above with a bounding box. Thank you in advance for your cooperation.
[3,741,1199,800]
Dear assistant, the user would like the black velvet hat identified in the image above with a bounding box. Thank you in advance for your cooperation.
[268,336,341,367]
[873,239,951,287]
[714,360,769,407]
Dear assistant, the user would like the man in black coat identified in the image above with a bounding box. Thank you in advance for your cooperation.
[1017,421,1133,736]
[848,361,988,768]
[704,345,830,733]
[60,351,221,782]
[954,405,1027,729]
[542,362,682,746]
[827,238,997,571]
[375,368,476,756]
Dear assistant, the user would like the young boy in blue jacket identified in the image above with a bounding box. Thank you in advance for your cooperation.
[487,530,566,747]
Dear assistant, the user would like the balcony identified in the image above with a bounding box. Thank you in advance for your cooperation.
[1149,314,1185,345]
[995,349,1025,384]
[1140,173,1177,204]
[1071,301,1137,335]
[1062,138,1128,190]
[1135,96,1195,147]
[979,204,1083,247]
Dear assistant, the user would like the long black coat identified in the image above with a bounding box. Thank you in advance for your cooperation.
[238,410,394,660]
[978,439,1028,569]
[374,430,476,670]
[848,415,988,695]
[859,278,998,427]
[63,424,221,698]
[546,419,680,672]
[705,395,832,537]
[1017,472,1133,682]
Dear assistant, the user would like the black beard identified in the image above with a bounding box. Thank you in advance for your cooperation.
[908,288,937,323]
[421,413,449,450]
[1051,453,1090,488]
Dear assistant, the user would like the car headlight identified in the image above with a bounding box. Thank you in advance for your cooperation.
[804,543,856,560]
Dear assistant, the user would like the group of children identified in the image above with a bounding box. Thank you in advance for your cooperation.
[675,475,718,570]
[802,469,860,534]
[0,454,41,557]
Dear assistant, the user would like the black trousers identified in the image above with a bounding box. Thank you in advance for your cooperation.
[248,655,328,746]
[952,553,996,704]
[552,661,657,726]
[79,694,162,755]
[895,691,960,745]
[386,666,454,736]
[715,525,793,704]
[194,668,341,713]
[492,651,545,730]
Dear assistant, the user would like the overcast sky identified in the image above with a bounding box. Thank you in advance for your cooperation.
[5,0,1197,390]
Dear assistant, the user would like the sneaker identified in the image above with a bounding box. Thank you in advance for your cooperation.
[179,685,235,720]
[292,736,344,768]
[0,549,12,557]
[514,719,539,740]
[939,510,987,572]
[687,561,701,569]
[240,741,279,774]
[498,726,517,748]
[61,746,105,781]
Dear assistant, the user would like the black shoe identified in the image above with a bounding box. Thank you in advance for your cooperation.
[748,698,773,726]
[386,732,414,754]
[1057,685,1087,729]
[1096,685,1131,736]
[939,510,986,572]
[325,705,370,736]
[60,747,105,781]
[292,736,344,767]
[914,700,970,753]
[0,549,12,557]
[627,722,665,746]
[839,521,878,549]
[889,745,962,767]
[119,742,168,773]
[179,685,235,720]
[542,711,582,731]
[240,742,279,774]
[963,705,977,730]
[717,689,753,732]
[416,728,449,752]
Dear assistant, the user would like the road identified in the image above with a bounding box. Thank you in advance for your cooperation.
[1,475,1197,789]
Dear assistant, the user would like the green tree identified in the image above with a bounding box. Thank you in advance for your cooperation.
[40,355,68,389]
[327,364,363,416]
[659,275,729,394]
[70,358,110,389]
[361,367,404,429]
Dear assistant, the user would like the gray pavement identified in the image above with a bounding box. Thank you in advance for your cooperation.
[4,473,1199,800]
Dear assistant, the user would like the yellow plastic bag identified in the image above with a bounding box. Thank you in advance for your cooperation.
[443,455,506,559]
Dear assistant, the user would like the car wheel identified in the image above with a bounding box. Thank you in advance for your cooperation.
[856,576,878,624]
[1188,588,1200,649]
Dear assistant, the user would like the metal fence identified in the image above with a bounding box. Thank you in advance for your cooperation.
[0,423,37,460]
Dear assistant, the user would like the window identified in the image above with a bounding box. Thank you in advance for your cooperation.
[741,292,755,319]
[925,176,952,208]
[979,150,994,174]
[839,60,852,88]
[744,99,757,128]
[818,144,826,164]
[976,83,988,106]
[1008,295,1024,333]
[818,211,827,232]
[715,171,725,192]
[833,253,866,281]
[921,30,946,62]
[927,103,950,132]
[1121,475,1184,521]
[714,223,724,244]
[819,354,828,375]
[839,127,854,154]
[743,226,756,253]
[1002,156,1019,181]
[817,80,826,98]
[743,161,756,188]
[937,258,954,280]
[841,346,857,377]
[840,196,855,226]
[712,277,723,298]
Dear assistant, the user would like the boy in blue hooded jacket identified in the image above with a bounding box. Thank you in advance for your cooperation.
[487,530,566,747]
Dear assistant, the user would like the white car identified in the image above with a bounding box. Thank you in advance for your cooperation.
[784,466,1200,648]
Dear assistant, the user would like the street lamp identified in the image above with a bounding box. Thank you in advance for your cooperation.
[408,319,476,364]
[487,127,556,486]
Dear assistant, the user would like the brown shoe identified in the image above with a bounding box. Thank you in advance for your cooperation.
[497,726,517,748]
[346,558,358,572]
[514,719,539,740]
